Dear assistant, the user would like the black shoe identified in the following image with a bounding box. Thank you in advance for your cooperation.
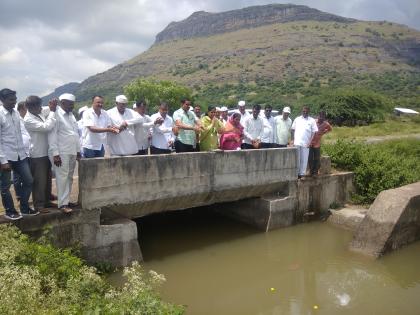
[298,175,303,179]
[4,211,23,220]
[21,208,40,216]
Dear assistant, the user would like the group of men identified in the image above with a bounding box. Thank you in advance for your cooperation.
[0,88,331,221]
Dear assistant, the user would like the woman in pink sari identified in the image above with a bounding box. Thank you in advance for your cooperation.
[220,113,243,150]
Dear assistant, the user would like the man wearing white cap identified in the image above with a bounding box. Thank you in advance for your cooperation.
[48,93,80,213]
[107,95,144,156]
[291,106,318,179]
[235,100,251,126]
[82,95,119,158]
[274,106,293,147]
[220,106,228,125]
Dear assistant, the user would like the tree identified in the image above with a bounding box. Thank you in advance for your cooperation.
[124,79,193,112]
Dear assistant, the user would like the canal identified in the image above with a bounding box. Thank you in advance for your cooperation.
[111,207,420,315]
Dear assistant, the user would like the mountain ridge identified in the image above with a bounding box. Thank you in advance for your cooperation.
[155,4,355,44]
[42,4,420,104]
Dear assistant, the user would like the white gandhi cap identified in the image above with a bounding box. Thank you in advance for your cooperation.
[59,93,76,102]
[115,95,128,103]
[238,100,246,107]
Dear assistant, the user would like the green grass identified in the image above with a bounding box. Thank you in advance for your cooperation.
[323,116,420,141]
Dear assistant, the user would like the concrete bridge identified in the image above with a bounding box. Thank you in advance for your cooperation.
[5,148,353,267]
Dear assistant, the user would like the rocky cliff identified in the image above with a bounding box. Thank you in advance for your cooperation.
[155,4,355,43]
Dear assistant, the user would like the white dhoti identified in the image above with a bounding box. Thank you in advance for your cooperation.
[296,145,309,176]
[51,154,76,208]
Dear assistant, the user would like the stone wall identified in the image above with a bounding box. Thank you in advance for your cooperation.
[350,181,420,257]
[79,148,298,218]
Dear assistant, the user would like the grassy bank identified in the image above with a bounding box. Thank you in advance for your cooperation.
[324,116,420,141]
[0,225,184,314]
[323,138,420,204]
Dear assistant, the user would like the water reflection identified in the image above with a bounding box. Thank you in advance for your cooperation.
[132,207,420,315]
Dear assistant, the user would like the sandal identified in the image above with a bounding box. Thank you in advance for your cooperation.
[60,206,72,214]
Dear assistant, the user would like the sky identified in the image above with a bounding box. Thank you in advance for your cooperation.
[0,0,419,100]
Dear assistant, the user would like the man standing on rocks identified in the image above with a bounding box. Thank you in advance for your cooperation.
[48,93,81,213]
[0,89,37,220]
[308,111,332,176]
[291,106,318,179]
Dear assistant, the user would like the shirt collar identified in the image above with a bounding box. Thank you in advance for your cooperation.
[0,106,15,115]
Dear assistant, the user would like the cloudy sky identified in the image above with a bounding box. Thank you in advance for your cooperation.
[0,0,419,100]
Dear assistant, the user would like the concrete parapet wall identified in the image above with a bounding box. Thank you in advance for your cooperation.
[296,172,354,220]
[79,148,298,218]
[350,181,420,258]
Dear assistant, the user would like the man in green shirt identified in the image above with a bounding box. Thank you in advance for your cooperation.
[173,98,202,152]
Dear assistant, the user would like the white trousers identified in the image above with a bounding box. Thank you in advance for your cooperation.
[51,154,76,208]
[296,145,309,176]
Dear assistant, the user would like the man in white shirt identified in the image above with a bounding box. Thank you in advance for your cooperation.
[13,101,31,203]
[77,105,88,157]
[48,93,81,213]
[274,106,292,147]
[0,88,37,220]
[243,104,264,149]
[133,100,156,155]
[24,95,56,212]
[261,105,276,148]
[235,100,251,126]
[150,102,174,154]
[291,106,318,179]
[107,95,144,156]
[82,95,118,158]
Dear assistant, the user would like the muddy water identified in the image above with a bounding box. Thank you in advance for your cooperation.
[117,208,420,315]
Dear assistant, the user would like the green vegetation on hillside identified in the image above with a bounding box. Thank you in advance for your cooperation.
[124,79,193,112]
[67,19,420,105]
[323,139,420,204]
[0,225,184,314]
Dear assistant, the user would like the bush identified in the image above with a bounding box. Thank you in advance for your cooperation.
[124,79,193,113]
[0,225,184,315]
[323,139,420,203]
[299,89,392,125]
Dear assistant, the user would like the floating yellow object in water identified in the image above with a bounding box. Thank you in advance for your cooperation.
[270,287,275,292]
[313,305,319,310]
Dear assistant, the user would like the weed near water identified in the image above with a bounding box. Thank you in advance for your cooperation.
[323,138,420,204]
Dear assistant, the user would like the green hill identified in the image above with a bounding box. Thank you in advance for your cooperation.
[43,4,420,108]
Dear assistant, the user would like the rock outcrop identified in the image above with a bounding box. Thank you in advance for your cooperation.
[350,181,420,258]
[155,4,355,44]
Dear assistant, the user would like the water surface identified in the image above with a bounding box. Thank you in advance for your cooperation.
[124,208,420,315]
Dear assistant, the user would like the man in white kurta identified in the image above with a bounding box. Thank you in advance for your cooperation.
[274,106,292,147]
[133,101,155,155]
[48,93,80,213]
[291,106,318,178]
[260,105,276,148]
[150,102,174,154]
[82,96,118,158]
[235,100,252,127]
[243,105,264,149]
[107,95,144,156]
[24,95,56,211]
